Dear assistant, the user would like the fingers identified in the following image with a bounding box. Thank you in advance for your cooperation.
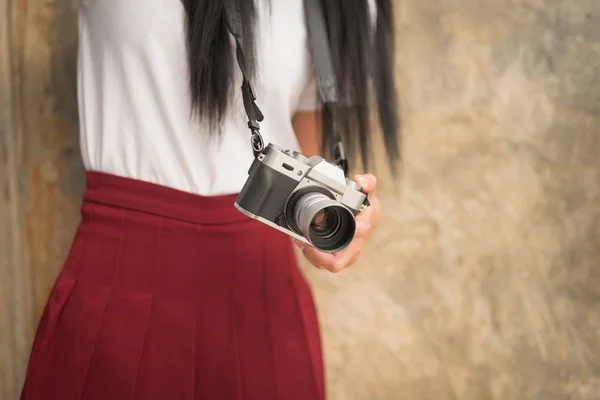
[354,215,372,239]
[346,251,361,267]
[302,246,338,271]
[354,174,377,194]
[294,240,359,273]
[353,194,380,238]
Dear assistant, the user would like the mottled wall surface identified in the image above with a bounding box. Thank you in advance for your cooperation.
[1,0,600,399]
[302,0,600,399]
[0,1,82,399]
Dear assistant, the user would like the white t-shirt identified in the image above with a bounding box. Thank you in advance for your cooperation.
[78,0,320,196]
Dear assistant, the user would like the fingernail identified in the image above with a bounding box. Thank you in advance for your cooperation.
[293,240,305,250]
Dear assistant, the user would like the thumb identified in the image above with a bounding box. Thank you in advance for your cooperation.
[354,174,377,194]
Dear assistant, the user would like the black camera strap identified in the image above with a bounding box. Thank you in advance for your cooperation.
[302,0,347,175]
[223,2,265,158]
[224,0,348,174]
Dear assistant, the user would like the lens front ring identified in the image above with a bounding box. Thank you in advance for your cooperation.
[292,192,356,253]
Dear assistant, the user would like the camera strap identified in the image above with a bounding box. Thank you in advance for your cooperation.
[223,2,266,158]
[303,0,347,175]
[224,0,348,174]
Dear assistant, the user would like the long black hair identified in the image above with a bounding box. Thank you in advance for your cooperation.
[182,0,400,172]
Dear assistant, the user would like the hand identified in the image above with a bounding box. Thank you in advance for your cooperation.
[293,174,380,273]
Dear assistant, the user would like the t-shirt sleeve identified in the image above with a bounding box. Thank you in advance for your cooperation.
[295,74,323,112]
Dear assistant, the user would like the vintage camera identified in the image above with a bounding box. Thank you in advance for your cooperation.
[234,143,370,253]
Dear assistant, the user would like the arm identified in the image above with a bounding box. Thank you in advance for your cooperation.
[291,110,322,157]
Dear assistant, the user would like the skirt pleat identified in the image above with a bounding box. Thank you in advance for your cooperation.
[21,172,325,400]
[132,299,196,400]
[80,289,153,400]
[35,281,111,399]
[265,251,322,400]
[232,234,278,400]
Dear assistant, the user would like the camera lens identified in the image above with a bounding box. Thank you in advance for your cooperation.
[293,192,356,253]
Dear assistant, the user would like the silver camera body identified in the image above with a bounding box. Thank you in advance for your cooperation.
[234,143,369,253]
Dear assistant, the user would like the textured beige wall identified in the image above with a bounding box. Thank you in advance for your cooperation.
[2,0,600,399]
[300,0,600,399]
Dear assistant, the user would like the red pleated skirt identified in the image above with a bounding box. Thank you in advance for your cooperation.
[21,172,325,400]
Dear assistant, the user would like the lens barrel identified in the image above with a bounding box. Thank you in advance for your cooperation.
[293,192,356,253]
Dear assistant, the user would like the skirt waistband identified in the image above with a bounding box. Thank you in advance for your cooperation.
[83,172,248,225]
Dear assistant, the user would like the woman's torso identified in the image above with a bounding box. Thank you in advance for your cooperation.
[78,0,319,196]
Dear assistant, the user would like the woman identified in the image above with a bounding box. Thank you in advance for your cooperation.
[21,0,399,399]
